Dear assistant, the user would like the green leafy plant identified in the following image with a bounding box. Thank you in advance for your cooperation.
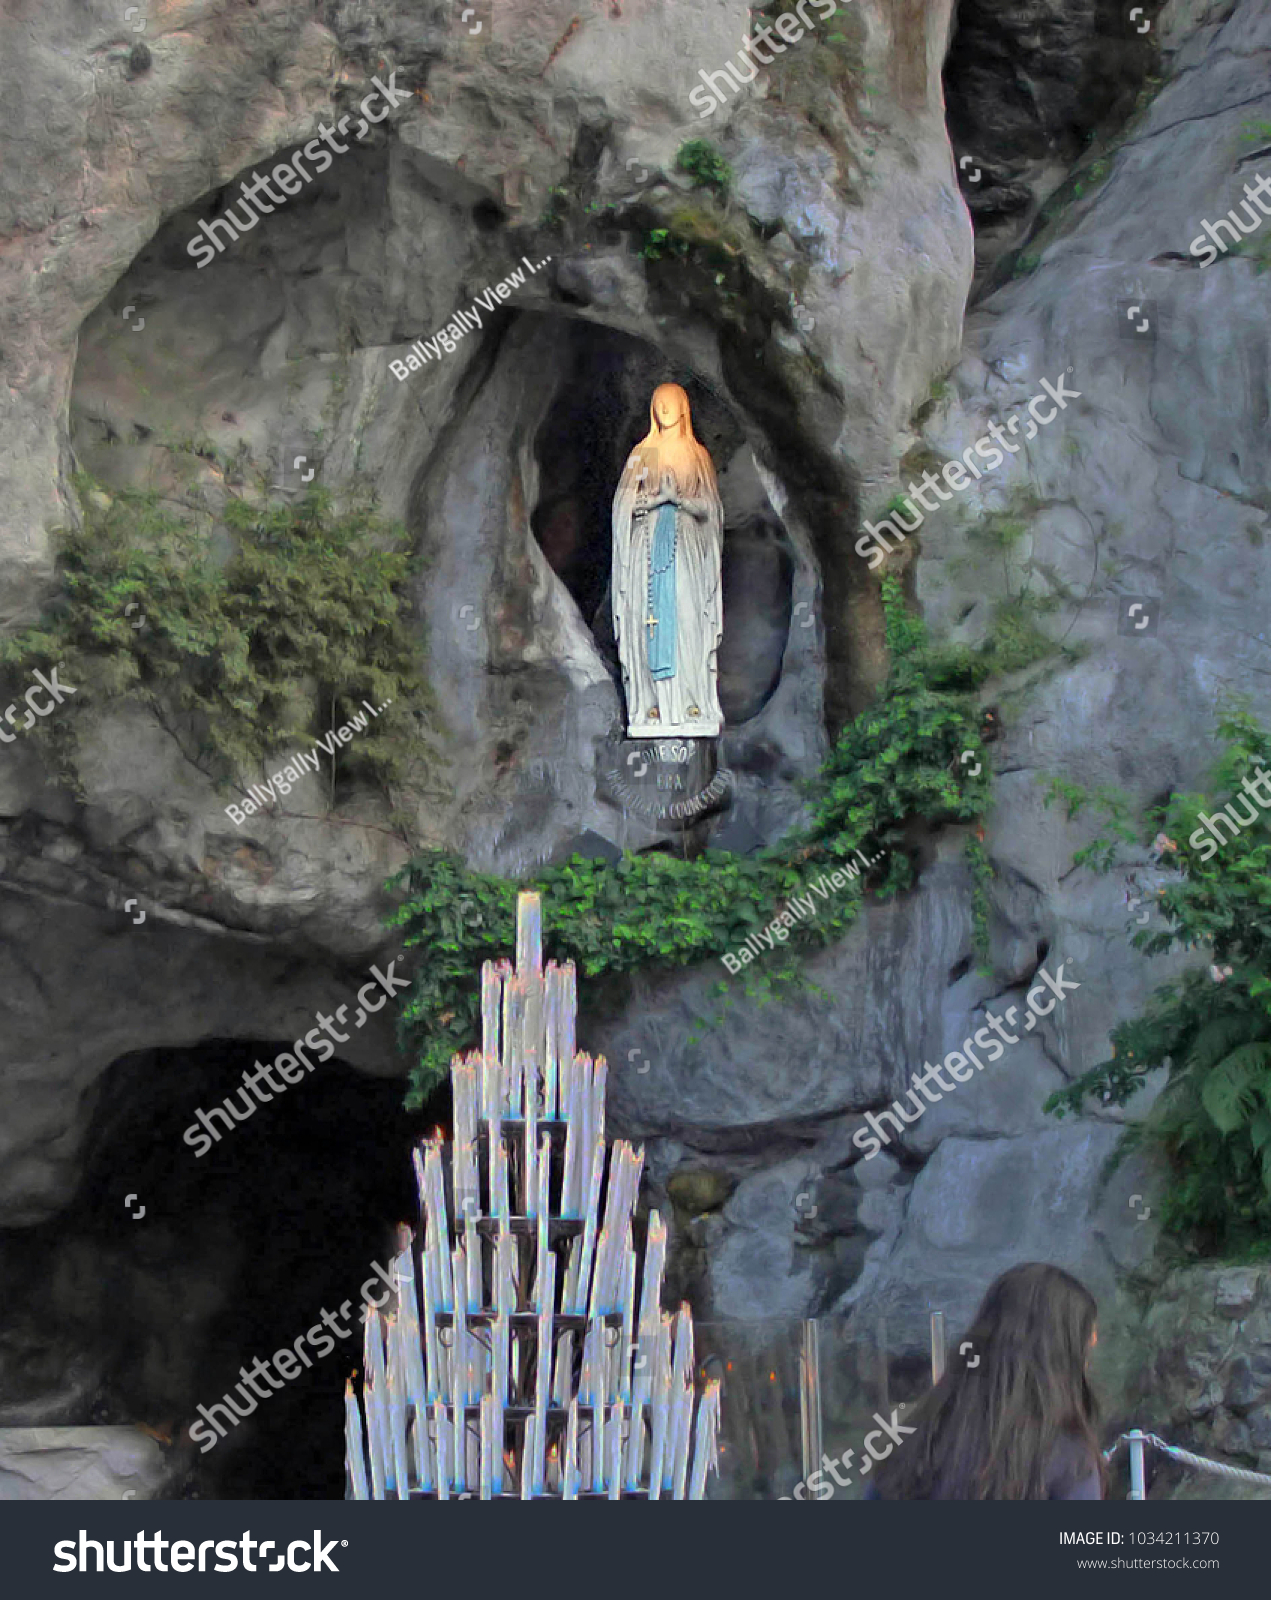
[0,477,436,806]
[1040,776,1138,872]
[640,226,687,262]
[387,574,991,1105]
[1045,705,1271,1254]
[676,139,733,197]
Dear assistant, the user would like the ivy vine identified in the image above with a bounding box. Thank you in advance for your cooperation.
[388,574,996,1106]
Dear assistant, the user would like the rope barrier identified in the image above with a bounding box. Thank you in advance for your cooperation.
[1105,1430,1271,1487]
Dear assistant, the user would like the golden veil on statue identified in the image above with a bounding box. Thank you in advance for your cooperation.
[611,384,725,739]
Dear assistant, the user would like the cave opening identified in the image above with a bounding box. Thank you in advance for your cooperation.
[0,1039,444,1499]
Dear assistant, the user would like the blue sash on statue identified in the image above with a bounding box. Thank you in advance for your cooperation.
[647,503,678,681]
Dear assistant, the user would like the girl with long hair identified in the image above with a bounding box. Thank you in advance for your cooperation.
[870,1263,1105,1500]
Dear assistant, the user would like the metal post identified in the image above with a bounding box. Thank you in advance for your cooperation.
[1127,1429,1147,1501]
[798,1319,822,1494]
[930,1311,946,1385]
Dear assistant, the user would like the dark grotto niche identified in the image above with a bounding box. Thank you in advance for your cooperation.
[528,319,793,727]
[0,1041,445,1499]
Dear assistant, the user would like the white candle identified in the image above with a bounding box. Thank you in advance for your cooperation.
[385,1314,413,1499]
[492,1131,510,1229]
[492,1388,506,1495]
[592,1054,608,1151]
[570,1139,605,1314]
[645,1317,673,1499]
[592,1380,606,1494]
[624,1210,665,1488]
[560,963,577,1093]
[481,961,501,1063]
[344,1380,370,1501]
[670,1383,693,1500]
[451,1241,467,1349]
[533,1248,555,1494]
[560,1070,580,1217]
[619,1240,637,1406]
[493,1311,511,1409]
[525,947,544,1108]
[607,1402,624,1500]
[579,1398,591,1495]
[496,1224,516,1316]
[544,964,560,1120]
[667,1306,695,1498]
[363,1308,388,1500]
[452,1319,467,1495]
[433,1400,450,1500]
[465,1208,481,1314]
[420,1239,441,1403]
[424,1146,454,1312]
[394,1238,431,1464]
[563,1400,580,1500]
[504,975,525,1117]
[521,1414,536,1500]
[480,1393,494,1500]
[552,1327,574,1407]
[535,1133,551,1304]
[524,1057,538,1217]
[516,889,542,975]
[689,1380,721,1501]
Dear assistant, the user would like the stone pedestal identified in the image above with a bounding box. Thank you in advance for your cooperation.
[598,737,732,831]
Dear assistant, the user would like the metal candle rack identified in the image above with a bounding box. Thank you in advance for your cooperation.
[345,890,721,1500]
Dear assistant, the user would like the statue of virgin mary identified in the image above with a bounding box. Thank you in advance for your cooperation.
[611,384,725,738]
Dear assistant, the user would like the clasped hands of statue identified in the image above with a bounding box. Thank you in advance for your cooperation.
[633,471,711,523]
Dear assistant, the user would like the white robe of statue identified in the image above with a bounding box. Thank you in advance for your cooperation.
[611,384,725,739]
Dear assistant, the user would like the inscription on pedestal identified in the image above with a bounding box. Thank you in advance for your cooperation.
[599,738,732,827]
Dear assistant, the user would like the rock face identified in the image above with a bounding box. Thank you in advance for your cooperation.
[0,1428,172,1501]
[1126,1265,1271,1497]
[0,0,1267,1492]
